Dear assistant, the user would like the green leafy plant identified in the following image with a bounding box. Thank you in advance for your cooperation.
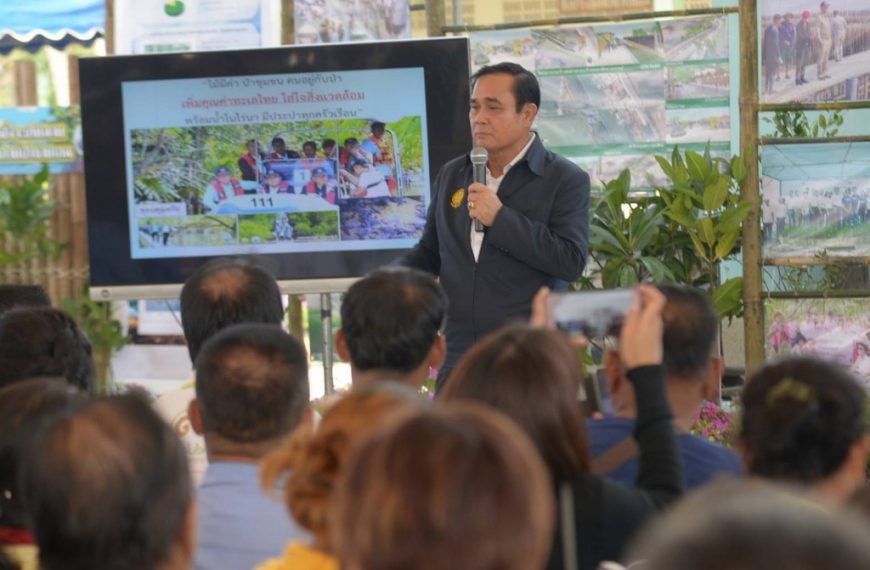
[63,294,130,394]
[654,145,751,319]
[763,110,844,138]
[587,169,674,288]
[0,164,66,266]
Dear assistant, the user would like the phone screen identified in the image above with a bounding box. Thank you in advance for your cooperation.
[549,289,635,338]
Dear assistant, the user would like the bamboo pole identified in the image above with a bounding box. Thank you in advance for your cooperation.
[440,6,737,33]
[12,61,39,288]
[739,0,764,375]
[760,101,870,112]
[282,0,295,44]
[766,289,870,299]
[70,173,88,299]
[55,175,74,302]
[760,135,870,145]
[765,256,870,266]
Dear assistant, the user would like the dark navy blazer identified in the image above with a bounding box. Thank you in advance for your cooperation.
[400,134,590,377]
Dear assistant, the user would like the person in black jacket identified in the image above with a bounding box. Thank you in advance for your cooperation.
[441,285,682,570]
[399,62,590,390]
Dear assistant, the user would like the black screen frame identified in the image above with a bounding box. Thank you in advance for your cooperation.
[80,37,471,298]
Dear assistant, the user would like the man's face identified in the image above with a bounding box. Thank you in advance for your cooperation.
[218,172,231,184]
[247,141,258,154]
[273,141,286,153]
[353,164,366,175]
[267,174,281,186]
[314,172,328,184]
[303,144,317,158]
[372,126,385,138]
[469,73,536,156]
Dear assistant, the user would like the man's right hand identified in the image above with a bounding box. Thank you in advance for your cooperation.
[618,285,666,370]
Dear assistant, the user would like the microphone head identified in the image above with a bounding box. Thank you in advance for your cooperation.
[470,146,488,165]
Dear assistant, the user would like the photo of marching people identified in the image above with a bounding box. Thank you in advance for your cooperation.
[761,142,870,258]
[130,116,426,254]
[765,297,870,389]
[761,0,870,103]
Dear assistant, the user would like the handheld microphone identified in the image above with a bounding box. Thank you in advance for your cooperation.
[470,146,488,233]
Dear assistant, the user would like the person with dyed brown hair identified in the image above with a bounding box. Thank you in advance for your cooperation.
[332,403,555,570]
[256,384,425,570]
[441,285,682,570]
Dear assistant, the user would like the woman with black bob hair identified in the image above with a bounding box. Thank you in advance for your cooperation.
[440,285,682,570]
[740,356,869,505]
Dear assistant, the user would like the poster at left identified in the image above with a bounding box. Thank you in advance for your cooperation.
[113,0,281,54]
[0,107,82,175]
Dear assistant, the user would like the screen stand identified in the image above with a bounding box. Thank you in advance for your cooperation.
[321,293,335,395]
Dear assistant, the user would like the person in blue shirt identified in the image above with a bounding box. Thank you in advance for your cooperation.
[188,323,312,570]
[586,284,743,490]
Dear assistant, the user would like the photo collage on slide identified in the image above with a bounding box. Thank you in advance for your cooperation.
[123,68,430,260]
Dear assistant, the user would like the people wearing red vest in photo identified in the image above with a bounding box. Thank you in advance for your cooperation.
[304,167,337,204]
[261,170,292,194]
[239,139,265,182]
[203,166,245,211]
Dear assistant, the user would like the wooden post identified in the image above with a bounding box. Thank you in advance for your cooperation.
[282,0,295,44]
[426,0,445,37]
[104,0,115,54]
[739,0,764,374]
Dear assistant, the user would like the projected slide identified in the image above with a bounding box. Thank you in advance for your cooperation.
[470,15,734,189]
[122,67,429,259]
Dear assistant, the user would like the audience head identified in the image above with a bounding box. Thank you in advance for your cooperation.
[261,383,425,551]
[21,394,194,570]
[180,257,283,362]
[440,324,589,481]
[0,284,50,316]
[0,379,88,532]
[740,356,869,502]
[0,306,94,393]
[337,267,448,387]
[370,121,386,137]
[629,480,870,570]
[191,323,310,458]
[604,284,721,418]
[333,403,555,570]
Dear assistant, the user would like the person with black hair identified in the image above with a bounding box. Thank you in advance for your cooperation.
[0,306,95,393]
[0,379,89,570]
[269,137,300,160]
[0,284,50,317]
[337,267,448,389]
[20,394,194,570]
[239,139,265,182]
[587,284,742,488]
[188,324,311,570]
[400,62,589,389]
[154,257,285,483]
[740,356,870,504]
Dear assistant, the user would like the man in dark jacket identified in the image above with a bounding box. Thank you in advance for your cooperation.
[400,62,590,389]
[762,15,783,94]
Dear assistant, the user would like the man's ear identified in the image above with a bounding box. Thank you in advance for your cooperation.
[335,329,350,363]
[188,398,204,436]
[522,102,539,126]
[701,355,725,400]
[846,434,870,482]
[426,334,447,371]
[603,350,623,396]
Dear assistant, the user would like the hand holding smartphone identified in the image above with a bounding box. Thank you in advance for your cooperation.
[547,288,635,339]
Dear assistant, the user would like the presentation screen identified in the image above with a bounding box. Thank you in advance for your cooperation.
[79,38,471,299]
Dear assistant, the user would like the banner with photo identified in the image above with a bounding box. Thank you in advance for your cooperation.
[113,0,281,54]
[0,107,82,175]
[295,0,410,44]
[765,297,870,390]
[760,0,870,103]
[761,142,870,258]
[470,14,735,190]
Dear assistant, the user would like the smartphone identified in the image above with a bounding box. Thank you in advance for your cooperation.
[548,288,635,339]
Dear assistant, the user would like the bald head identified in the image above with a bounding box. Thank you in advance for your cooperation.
[180,257,283,362]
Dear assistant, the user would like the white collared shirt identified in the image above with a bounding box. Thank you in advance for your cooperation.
[471,133,536,261]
